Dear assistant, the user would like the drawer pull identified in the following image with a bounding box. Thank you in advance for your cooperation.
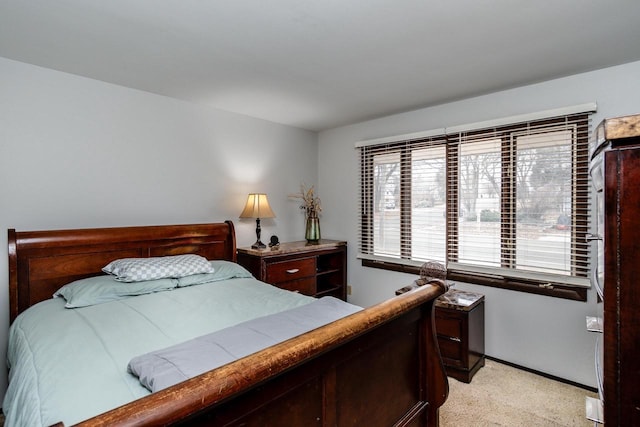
[447,337,461,342]
[286,268,300,274]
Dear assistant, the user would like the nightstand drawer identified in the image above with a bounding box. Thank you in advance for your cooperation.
[438,337,463,366]
[435,315,462,339]
[275,277,316,296]
[266,257,316,284]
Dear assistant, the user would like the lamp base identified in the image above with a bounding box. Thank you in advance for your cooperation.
[250,218,268,249]
[251,240,267,249]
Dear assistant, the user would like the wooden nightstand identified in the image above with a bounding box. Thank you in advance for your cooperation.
[396,285,485,383]
[237,240,347,300]
[434,289,485,383]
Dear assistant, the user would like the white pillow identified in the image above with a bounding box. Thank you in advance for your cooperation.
[103,254,215,282]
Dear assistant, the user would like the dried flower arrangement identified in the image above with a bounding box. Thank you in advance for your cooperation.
[289,183,322,217]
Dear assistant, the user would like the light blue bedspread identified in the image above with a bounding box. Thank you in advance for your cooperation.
[3,278,353,427]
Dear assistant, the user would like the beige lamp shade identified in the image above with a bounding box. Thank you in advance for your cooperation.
[239,193,275,249]
[239,193,276,219]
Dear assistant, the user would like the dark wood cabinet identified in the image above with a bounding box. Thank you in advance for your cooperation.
[590,114,640,425]
[237,240,347,300]
[434,290,485,383]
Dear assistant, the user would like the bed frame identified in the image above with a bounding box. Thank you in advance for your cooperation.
[8,221,448,427]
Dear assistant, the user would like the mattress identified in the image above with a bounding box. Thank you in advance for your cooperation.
[3,275,352,427]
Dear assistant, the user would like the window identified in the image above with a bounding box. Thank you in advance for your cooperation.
[357,108,593,301]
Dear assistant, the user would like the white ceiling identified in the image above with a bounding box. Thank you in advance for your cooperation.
[2,1,640,132]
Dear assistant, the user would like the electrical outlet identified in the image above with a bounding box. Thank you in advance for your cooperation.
[347,285,353,295]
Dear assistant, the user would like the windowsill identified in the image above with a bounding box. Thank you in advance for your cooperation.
[361,259,588,302]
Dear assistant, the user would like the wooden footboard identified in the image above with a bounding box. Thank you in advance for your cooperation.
[75,284,448,427]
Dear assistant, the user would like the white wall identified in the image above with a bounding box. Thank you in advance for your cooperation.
[318,60,640,387]
[0,57,318,398]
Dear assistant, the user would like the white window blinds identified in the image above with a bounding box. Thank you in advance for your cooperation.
[447,114,591,283]
[358,134,448,266]
[357,105,593,288]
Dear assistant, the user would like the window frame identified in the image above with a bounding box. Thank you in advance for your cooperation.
[358,113,591,302]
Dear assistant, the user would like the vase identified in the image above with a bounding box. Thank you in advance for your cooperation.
[305,214,321,244]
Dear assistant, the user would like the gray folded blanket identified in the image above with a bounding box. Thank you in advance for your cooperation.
[128,296,362,392]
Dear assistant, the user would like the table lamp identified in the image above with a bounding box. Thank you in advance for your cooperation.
[239,193,276,249]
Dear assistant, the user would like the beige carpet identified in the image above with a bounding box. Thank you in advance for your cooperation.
[440,359,598,427]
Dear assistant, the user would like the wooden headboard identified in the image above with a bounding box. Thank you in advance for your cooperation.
[8,221,236,323]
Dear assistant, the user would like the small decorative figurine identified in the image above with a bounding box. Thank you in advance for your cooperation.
[269,235,280,250]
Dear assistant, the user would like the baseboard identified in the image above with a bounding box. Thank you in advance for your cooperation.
[485,355,598,393]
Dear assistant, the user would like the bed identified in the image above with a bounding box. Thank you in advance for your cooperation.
[6,221,448,426]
